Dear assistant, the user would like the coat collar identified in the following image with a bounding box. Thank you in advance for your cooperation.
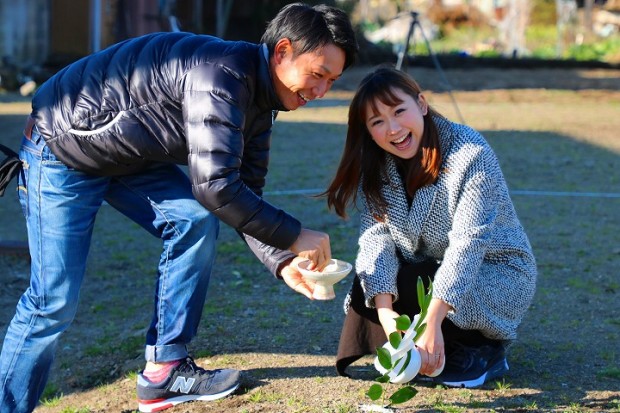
[383,156,437,244]
[255,44,287,113]
[381,116,454,242]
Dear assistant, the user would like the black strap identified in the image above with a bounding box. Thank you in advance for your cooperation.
[0,144,22,197]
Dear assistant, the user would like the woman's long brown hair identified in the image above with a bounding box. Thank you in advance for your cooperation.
[324,66,443,219]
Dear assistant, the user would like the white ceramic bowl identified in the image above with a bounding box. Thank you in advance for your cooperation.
[296,259,352,300]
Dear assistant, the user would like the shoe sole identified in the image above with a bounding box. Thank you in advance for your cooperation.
[138,382,240,412]
[439,358,509,389]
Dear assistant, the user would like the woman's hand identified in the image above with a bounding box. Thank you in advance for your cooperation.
[415,298,451,376]
[415,323,445,376]
[375,294,452,376]
[375,294,400,338]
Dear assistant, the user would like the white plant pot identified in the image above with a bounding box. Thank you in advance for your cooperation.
[372,316,449,383]
[427,357,445,377]
[374,338,421,384]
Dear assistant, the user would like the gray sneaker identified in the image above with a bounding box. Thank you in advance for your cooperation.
[137,357,240,412]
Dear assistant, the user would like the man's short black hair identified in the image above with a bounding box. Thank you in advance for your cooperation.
[261,3,358,70]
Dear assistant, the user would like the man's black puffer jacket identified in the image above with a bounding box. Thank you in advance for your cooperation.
[30,32,299,275]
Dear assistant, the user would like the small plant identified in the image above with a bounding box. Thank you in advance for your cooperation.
[365,277,433,408]
[494,378,512,392]
[39,382,62,407]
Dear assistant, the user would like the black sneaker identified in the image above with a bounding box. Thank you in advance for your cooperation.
[137,357,240,412]
[425,341,509,388]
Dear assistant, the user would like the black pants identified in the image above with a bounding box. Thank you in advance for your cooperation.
[335,260,497,377]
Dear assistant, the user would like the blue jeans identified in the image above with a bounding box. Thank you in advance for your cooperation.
[0,131,219,413]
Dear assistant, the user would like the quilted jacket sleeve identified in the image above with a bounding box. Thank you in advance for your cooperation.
[183,63,301,251]
[234,111,297,277]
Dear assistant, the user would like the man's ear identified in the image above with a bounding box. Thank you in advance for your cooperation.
[273,38,293,64]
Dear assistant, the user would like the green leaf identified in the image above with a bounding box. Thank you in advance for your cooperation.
[417,309,427,327]
[396,350,412,375]
[424,279,433,308]
[424,291,432,309]
[394,314,411,331]
[413,322,427,342]
[416,277,425,308]
[367,383,384,401]
[377,346,393,370]
[389,331,402,349]
[375,374,390,383]
[389,386,418,404]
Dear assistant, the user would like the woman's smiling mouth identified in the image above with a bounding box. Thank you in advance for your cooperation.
[391,132,412,150]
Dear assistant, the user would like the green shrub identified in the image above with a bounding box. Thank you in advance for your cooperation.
[567,37,620,62]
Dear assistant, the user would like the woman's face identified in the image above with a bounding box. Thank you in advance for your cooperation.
[364,88,428,159]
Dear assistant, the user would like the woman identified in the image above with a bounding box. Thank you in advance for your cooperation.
[325,67,536,388]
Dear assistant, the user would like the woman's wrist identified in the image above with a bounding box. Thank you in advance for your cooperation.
[425,298,450,325]
[374,293,394,310]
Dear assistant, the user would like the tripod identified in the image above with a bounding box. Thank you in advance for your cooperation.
[395,12,465,124]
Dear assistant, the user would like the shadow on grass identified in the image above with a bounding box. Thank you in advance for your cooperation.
[241,365,336,382]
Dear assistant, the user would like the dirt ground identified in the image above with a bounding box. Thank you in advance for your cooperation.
[0,66,619,413]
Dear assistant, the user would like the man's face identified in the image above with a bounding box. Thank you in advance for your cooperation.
[271,39,346,111]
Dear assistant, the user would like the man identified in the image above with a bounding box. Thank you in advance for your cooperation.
[0,3,358,412]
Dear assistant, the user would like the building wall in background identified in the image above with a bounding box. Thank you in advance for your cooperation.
[0,0,49,67]
[2,0,302,71]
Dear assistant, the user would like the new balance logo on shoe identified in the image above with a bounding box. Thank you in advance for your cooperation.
[137,357,241,412]
[170,376,195,393]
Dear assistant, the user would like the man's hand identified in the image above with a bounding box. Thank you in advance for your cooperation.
[289,228,331,271]
[280,256,316,299]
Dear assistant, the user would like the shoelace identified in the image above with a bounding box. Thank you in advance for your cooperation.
[177,357,212,376]
[445,342,478,370]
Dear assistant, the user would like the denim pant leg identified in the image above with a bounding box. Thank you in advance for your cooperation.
[0,134,108,413]
[105,163,219,363]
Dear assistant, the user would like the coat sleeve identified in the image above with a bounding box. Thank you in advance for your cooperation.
[431,145,500,313]
[238,230,296,278]
[234,110,297,278]
[182,63,301,251]
[355,194,401,308]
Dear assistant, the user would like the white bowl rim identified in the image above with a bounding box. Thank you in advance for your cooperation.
[296,259,352,277]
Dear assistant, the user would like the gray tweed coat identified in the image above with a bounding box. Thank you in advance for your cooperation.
[351,117,537,341]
